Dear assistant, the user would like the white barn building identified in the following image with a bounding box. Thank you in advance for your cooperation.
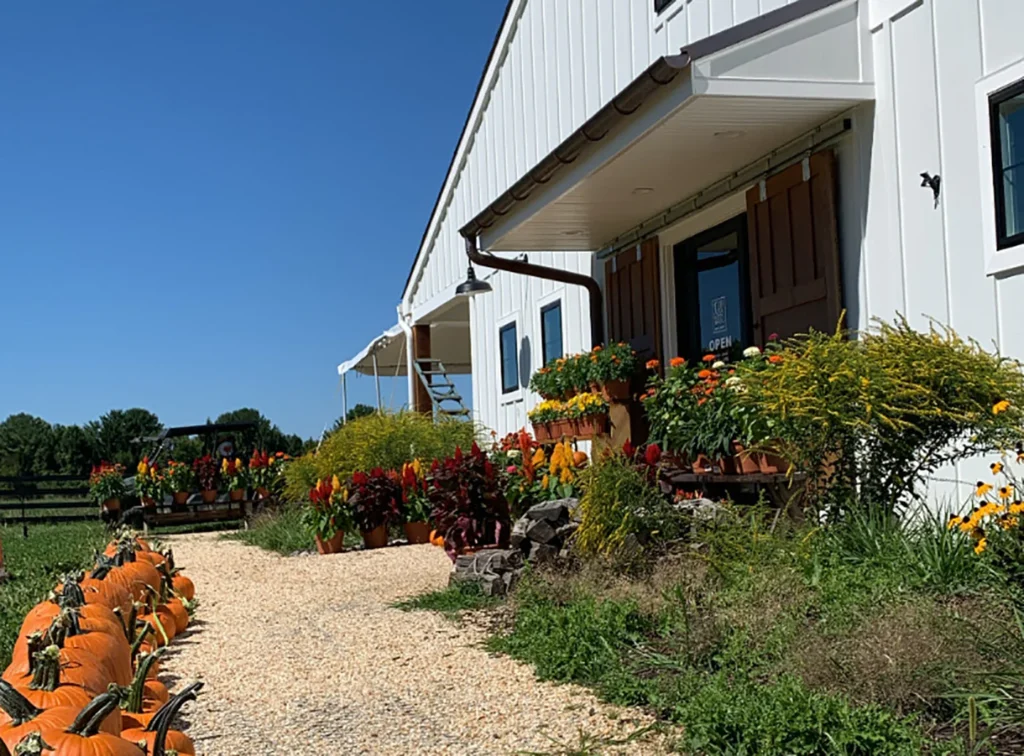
[339,0,1024,500]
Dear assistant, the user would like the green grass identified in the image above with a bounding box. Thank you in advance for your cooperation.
[225,504,363,555]
[0,522,108,666]
[394,581,501,617]
[478,504,1023,754]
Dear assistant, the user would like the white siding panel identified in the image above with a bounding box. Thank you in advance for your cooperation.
[760,0,789,12]
[980,0,1024,75]
[597,0,617,105]
[710,0,734,34]
[519,28,537,172]
[554,0,573,143]
[543,0,561,149]
[567,0,587,130]
[890,3,948,329]
[733,0,760,24]
[666,6,688,56]
[510,32,526,182]
[581,2,601,119]
[688,0,711,43]
[612,0,633,92]
[631,1,652,78]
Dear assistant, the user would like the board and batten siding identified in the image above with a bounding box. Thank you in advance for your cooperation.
[468,253,592,438]
[858,0,1024,499]
[406,0,804,322]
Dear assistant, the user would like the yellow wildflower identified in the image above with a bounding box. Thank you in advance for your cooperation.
[976,481,993,497]
[991,462,1004,475]
[1000,485,1014,499]
[331,475,341,492]
[975,537,988,555]
[993,400,1011,415]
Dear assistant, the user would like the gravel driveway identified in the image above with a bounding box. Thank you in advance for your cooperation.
[160,533,667,755]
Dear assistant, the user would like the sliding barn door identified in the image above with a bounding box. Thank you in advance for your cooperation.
[746,151,843,345]
[604,238,662,361]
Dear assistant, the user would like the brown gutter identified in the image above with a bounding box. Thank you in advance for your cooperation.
[464,236,605,346]
[458,0,847,242]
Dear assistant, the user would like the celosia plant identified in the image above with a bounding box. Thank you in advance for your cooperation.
[303,475,352,539]
[399,460,432,523]
[249,450,288,491]
[192,455,219,491]
[347,468,401,533]
[135,457,165,502]
[220,457,247,491]
[164,460,195,494]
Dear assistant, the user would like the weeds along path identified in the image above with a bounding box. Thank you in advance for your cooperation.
[161,533,665,755]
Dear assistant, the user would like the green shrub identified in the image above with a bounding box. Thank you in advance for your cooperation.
[574,452,675,561]
[739,317,1024,511]
[283,412,476,502]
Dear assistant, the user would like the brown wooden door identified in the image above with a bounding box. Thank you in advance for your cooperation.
[605,237,662,361]
[746,151,843,345]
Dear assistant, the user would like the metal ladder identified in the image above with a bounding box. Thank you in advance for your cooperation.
[413,359,471,420]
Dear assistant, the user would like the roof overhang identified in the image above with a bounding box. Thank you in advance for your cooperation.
[338,322,472,378]
[461,0,873,253]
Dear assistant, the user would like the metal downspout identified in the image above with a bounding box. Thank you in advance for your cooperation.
[462,235,605,346]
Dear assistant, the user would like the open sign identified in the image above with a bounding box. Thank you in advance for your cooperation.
[707,335,734,352]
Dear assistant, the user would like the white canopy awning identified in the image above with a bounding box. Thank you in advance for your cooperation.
[337,322,473,378]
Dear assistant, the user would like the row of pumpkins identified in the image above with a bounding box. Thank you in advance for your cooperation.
[0,529,200,755]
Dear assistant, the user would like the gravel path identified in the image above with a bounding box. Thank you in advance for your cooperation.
[160,533,669,755]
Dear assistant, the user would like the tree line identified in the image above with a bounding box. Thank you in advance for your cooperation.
[0,408,315,477]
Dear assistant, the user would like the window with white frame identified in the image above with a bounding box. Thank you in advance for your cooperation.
[540,300,563,364]
[499,321,519,394]
[991,79,1024,250]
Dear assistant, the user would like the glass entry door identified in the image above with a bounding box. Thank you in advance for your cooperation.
[674,215,752,362]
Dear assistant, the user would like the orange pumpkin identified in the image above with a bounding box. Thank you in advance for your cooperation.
[10,612,130,688]
[11,695,139,755]
[171,573,195,602]
[119,681,202,756]
[4,639,109,696]
[163,598,190,635]
[119,651,167,731]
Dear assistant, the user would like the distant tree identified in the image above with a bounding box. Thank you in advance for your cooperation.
[213,408,300,456]
[167,436,204,465]
[51,425,96,475]
[86,409,163,468]
[0,414,55,476]
[332,404,376,432]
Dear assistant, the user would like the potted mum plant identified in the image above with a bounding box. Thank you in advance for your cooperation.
[565,391,609,439]
[89,462,126,515]
[135,457,164,507]
[220,457,247,501]
[164,461,194,508]
[347,468,401,549]
[399,460,432,544]
[303,475,351,554]
[193,455,219,503]
[588,342,638,401]
[528,400,566,442]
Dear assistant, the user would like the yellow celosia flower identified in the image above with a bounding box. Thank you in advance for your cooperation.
[532,448,546,466]
[137,460,148,475]
[331,475,341,492]
[541,474,550,488]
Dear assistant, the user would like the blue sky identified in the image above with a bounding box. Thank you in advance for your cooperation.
[0,1,505,440]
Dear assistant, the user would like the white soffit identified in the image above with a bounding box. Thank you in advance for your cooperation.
[480,0,873,253]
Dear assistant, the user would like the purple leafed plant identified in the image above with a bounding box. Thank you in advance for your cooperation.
[427,443,511,561]
[347,468,402,533]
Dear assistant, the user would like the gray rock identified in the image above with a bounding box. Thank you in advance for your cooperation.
[554,522,578,540]
[510,517,529,548]
[525,518,557,544]
[525,500,572,523]
[531,543,558,563]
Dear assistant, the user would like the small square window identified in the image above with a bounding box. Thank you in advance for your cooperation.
[654,0,677,14]
[540,301,563,364]
[499,322,519,394]
[990,80,1024,250]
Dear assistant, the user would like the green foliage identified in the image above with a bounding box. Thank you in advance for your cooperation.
[332,404,376,432]
[227,505,314,555]
[86,408,163,468]
[739,317,1024,510]
[574,452,678,561]
[213,408,306,457]
[394,581,501,617]
[302,411,476,487]
[0,523,108,666]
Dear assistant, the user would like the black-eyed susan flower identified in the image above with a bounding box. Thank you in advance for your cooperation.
[1000,485,1013,499]
[947,514,962,530]
[991,461,1004,475]
[976,481,993,497]
[993,400,1011,415]
[975,537,988,555]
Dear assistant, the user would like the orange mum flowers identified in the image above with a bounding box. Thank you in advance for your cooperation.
[670,356,686,368]
[646,359,660,370]
[702,354,716,363]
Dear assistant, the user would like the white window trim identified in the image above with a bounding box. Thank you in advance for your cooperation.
[496,311,523,405]
[535,290,565,367]
[977,58,1024,277]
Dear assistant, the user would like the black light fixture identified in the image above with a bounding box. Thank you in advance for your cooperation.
[455,264,492,297]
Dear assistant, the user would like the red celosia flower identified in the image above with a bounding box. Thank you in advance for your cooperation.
[644,444,662,467]
[622,440,635,459]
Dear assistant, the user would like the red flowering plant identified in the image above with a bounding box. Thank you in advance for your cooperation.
[347,468,402,533]
[302,475,352,540]
[427,443,511,561]
[249,450,288,492]
[89,462,126,504]
[192,455,219,492]
[399,460,431,524]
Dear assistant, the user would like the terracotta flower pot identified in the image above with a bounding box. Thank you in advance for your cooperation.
[600,379,631,402]
[315,531,345,555]
[172,491,189,506]
[731,443,761,475]
[403,521,432,544]
[142,496,157,509]
[229,488,245,502]
[101,498,121,513]
[692,454,712,473]
[256,486,270,499]
[759,453,788,475]
[361,525,389,549]
[662,452,691,472]
[574,414,608,440]
[533,422,551,443]
[201,489,218,504]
